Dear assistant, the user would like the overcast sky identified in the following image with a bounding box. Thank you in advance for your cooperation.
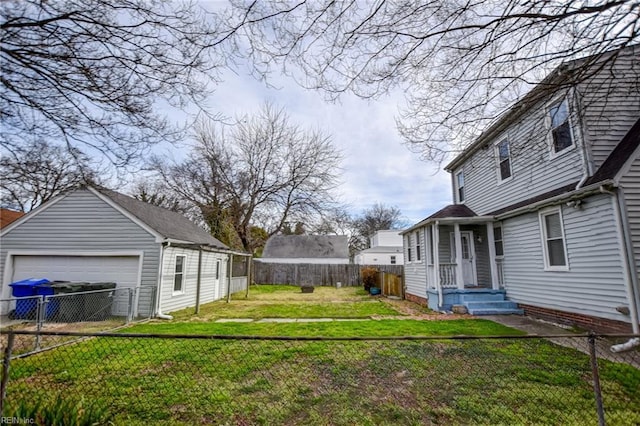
[169,67,454,226]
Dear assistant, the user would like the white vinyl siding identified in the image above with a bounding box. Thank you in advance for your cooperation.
[502,194,630,323]
[539,208,569,271]
[403,226,428,299]
[160,246,228,313]
[456,103,584,216]
[619,151,640,318]
[578,46,640,171]
[0,190,160,315]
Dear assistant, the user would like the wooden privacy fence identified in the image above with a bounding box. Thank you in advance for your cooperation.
[252,262,404,288]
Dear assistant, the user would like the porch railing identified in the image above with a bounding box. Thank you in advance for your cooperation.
[496,258,505,288]
[439,263,457,288]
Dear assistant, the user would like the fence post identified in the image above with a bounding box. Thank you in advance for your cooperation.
[588,333,606,426]
[127,288,134,324]
[0,331,15,414]
[35,296,46,351]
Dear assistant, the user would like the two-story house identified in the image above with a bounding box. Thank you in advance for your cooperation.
[402,45,640,334]
[354,230,404,265]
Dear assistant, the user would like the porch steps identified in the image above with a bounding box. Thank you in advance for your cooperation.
[460,291,524,316]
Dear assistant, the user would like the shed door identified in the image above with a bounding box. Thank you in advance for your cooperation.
[11,255,140,316]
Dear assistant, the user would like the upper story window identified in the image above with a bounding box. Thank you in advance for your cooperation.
[539,208,568,270]
[456,171,465,203]
[174,255,186,293]
[548,99,574,154]
[496,139,512,181]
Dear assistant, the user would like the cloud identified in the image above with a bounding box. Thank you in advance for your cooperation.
[185,68,454,225]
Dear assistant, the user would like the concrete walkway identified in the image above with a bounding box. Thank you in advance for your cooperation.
[486,315,640,368]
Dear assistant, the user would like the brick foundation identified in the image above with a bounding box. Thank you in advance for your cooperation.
[519,303,633,334]
[405,292,428,307]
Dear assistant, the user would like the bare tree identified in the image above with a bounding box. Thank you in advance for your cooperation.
[1,0,235,167]
[130,179,186,213]
[156,103,343,252]
[352,203,404,251]
[0,140,100,211]
[226,0,639,163]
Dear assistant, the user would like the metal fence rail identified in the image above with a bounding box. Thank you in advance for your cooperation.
[0,287,155,355]
[1,331,638,425]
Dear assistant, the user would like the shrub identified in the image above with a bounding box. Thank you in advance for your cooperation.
[361,267,379,292]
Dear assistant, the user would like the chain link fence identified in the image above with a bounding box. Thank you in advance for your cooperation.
[0,287,155,355]
[1,331,638,425]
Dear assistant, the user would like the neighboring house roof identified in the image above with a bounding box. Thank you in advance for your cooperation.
[96,188,229,250]
[261,235,349,259]
[0,209,24,229]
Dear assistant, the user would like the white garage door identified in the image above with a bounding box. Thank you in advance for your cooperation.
[11,255,140,316]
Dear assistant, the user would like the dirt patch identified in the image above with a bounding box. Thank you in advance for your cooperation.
[375,297,471,320]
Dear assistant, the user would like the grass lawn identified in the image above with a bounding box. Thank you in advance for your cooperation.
[169,285,404,320]
[5,327,639,425]
[3,286,639,425]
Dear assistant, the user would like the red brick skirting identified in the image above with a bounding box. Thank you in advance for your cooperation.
[405,293,428,307]
[519,303,633,333]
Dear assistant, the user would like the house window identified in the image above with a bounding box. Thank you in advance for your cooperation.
[496,139,512,181]
[540,208,568,270]
[174,255,186,293]
[406,235,412,262]
[548,99,574,154]
[493,225,504,257]
[390,255,397,265]
[457,172,465,202]
[215,259,220,280]
[416,231,422,261]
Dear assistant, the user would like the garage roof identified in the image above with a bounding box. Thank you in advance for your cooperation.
[96,188,229,250]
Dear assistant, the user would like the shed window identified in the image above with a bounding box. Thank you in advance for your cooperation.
[174,255,186,293]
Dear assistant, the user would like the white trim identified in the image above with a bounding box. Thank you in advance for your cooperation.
[539,206,570,271]
[486,223,500,290]
[494,138,513,184]
[2,250,144,301]
[546,96,577,160]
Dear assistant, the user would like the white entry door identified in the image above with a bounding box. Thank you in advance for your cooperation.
[450,231,477,286]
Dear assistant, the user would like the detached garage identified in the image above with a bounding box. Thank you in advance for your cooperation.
[1,186,247,317]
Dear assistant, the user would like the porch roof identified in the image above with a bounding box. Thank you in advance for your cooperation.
[402,204,493,234]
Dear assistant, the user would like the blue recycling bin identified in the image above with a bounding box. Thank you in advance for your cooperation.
[34,283,59,319]
[9,278,50,319]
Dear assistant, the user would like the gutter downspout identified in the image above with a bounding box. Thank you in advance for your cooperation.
[601,186,640,351]
[155,241,173,320]
[573,87,592,190]
[195,246,203,315]
[226,254,233,303]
